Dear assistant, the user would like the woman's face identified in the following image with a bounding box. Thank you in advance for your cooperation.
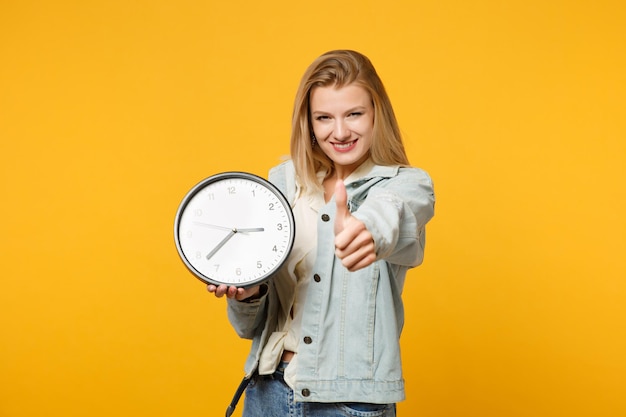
[310,83,374,178]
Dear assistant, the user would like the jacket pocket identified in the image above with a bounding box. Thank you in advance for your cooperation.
[337,263,379,379]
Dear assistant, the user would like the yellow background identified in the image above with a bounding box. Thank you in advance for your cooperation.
[1,1,624,416]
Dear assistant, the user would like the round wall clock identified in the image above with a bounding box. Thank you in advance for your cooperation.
[174,172,295,288]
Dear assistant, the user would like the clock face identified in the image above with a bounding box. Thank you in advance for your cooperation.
[174,172,295,287]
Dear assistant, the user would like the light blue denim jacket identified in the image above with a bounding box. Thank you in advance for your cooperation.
[227,160,435,404]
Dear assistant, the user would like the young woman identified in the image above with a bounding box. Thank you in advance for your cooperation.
[209,50,435,417]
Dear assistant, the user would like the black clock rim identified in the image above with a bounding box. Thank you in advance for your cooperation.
[173,171,296,288]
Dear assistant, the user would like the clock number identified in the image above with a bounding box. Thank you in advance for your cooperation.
[207,193,215,200]
[257,261,262,269]
[272,245,277,252]
[194,209,202,216]
[268,202,275,211]
[277,223,283,231]
[235,268,242,276]
[228,186,236,194]
[214,264,220,272]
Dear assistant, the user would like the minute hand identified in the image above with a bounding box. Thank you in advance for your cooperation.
[204,228,265,260]
[205,229,237,260]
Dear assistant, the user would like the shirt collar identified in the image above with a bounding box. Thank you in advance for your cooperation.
[298,158,401,209]
[344,158,400,185]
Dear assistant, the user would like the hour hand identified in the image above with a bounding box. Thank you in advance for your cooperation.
[237,227,264,233]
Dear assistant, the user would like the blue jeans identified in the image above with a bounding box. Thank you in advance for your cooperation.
[242,362,396,417]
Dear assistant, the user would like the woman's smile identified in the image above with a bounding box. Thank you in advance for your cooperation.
[332,139,359,152]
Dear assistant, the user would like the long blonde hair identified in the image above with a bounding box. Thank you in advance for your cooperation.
[290,50,409,194]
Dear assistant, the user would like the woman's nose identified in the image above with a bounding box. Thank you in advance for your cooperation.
[333,120,351,140]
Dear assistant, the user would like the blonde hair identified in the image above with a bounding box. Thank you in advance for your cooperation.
[290,50,410,194]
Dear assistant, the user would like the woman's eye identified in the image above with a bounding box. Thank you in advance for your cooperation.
[316,115,330,121]
[349,112,362,117]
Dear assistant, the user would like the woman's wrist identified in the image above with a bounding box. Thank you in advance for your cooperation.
[240,283,268,303]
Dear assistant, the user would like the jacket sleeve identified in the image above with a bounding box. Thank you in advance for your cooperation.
[352,167,435,267]
[226,290,269,340]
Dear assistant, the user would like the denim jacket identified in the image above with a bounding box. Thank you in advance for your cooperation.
[226,160,435,404]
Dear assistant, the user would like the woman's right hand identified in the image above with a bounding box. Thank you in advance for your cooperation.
[207,284,260,301]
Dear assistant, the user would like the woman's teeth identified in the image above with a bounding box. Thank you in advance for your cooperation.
[333,140,356,149]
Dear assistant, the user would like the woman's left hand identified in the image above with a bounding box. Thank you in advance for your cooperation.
[333,181,376,271]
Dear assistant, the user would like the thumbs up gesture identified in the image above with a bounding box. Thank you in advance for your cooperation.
[333,180,376,271]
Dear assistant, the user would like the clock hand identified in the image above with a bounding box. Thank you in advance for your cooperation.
[203,226,265,261]
[236,227,264,233]
[193,221,264,234]
[193,222,232,231]
[205,229,237,260]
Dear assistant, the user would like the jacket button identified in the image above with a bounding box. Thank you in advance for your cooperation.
[303,336,312,344]
[302,388,311,397]
[313,274,321,282]
[321,214,330,222]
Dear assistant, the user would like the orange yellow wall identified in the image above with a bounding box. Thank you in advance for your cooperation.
[1,1,624,416]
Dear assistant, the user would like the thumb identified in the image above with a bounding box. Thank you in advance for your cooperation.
[334,180,349,235]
